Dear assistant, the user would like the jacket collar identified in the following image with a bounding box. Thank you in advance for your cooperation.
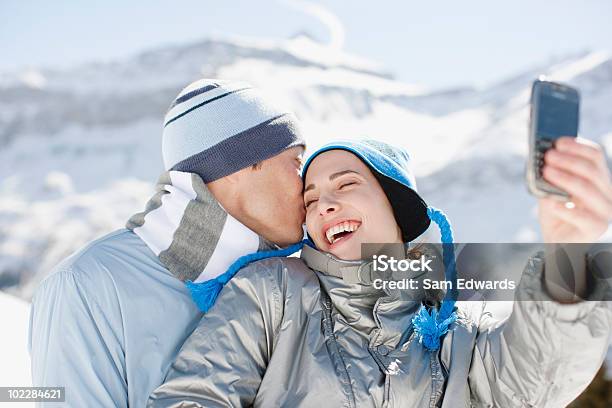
[300,244,438,349]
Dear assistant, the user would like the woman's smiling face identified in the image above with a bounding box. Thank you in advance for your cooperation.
[303,149,402,260]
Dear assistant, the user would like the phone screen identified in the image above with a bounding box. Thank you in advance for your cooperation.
[536,92,579,140]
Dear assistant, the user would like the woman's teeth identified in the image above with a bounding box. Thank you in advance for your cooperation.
[325,221,360,244]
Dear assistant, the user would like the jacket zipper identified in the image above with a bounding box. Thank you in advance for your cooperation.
[320,290,357,408]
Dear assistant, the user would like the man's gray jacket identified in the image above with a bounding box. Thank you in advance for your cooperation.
[29,171,266,407]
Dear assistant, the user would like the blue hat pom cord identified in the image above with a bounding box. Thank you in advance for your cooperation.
[186,239,311,313]
[411,206,458,351]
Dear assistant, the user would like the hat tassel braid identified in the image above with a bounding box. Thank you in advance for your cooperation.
[411,206,458,351]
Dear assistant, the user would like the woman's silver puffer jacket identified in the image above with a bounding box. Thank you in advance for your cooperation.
[149,245,611,407]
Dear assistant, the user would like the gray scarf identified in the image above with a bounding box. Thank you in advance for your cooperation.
[127,171,272,282]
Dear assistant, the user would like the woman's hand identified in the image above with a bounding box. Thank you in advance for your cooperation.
[538,136,612,243]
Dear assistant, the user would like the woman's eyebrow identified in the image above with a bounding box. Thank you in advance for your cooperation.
[329,169,360,180]
[304,170,361,193]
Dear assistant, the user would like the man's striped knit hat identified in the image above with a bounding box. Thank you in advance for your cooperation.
[162,79,305,183]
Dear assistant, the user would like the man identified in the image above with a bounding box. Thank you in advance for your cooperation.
[28,79,306,407]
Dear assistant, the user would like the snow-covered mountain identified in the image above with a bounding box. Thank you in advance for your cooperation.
[1,35,611,391]
[1,35,611,300]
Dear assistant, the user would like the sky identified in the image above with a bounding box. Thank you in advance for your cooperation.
[1,0,611,90]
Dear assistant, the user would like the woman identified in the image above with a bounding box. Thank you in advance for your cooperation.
[149,139,611,407]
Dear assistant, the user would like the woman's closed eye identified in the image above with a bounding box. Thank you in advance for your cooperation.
[304,178,360,208]
[337,179,360,190]
[305,197,318,208]
[339,181,356,189]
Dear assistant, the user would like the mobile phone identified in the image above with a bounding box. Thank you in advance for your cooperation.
[526,78,580,199]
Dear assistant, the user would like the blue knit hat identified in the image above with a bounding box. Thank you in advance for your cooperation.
[187,138,458,351]
[163,79,305,183]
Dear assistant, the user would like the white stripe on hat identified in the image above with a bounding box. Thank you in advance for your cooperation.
[175,78,214,98]
[175,79,233,99]
[164,81,251,126]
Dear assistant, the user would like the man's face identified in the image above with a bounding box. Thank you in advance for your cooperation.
[237,146,306,247]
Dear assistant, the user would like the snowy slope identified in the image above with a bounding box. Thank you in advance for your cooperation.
[0,293,33,406]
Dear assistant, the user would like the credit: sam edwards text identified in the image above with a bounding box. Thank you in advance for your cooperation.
[372,278,517,291]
